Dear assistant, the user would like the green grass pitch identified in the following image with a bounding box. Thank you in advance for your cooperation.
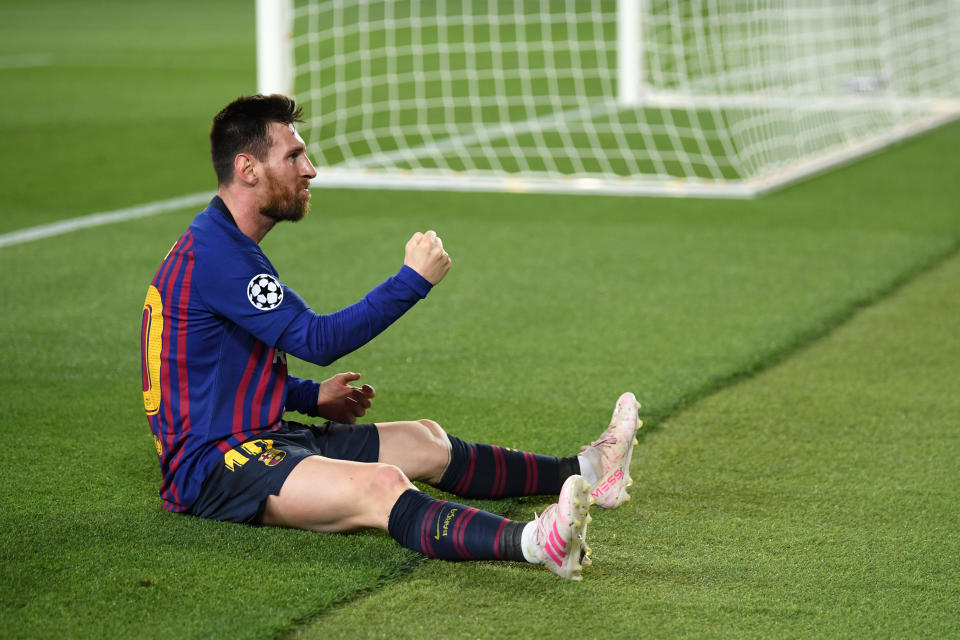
[0,2,957,639]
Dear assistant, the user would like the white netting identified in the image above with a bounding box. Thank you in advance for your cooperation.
[288,0,960,197]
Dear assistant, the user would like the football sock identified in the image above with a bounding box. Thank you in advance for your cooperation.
[435,435,580,498]
[520,520,540,563]
[387,489,526,562]
[577,449,602,486]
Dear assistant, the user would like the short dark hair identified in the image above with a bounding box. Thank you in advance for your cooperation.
[210,94,304,185]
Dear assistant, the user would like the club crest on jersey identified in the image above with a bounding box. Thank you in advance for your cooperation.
[247,274,283,310]
[258,448,286,467]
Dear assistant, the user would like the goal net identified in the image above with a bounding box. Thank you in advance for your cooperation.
[259,0,960,198]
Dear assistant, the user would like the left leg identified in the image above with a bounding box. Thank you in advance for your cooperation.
[377,419,579,498]
[377,392,642,507]
[376,419,452,484]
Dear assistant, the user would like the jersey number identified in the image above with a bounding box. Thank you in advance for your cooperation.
[141,285,164,415]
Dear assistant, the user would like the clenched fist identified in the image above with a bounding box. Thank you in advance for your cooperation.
[404,230,451,285]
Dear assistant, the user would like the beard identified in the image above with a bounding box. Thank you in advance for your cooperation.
[260,171,311,222]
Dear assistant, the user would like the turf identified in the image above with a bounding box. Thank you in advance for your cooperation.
[0,0,251,233]
[1,2,958,639]
[299,229,960,640]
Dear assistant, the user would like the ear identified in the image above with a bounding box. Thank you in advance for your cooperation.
[233,153,259,186]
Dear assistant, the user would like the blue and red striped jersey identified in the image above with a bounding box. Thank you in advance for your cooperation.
[140,197,431,512]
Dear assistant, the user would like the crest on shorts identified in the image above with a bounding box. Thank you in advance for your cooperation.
[258,448,286,467]
[247,274,283,310]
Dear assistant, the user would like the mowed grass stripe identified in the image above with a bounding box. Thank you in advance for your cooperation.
[293,237,960,640]
[2,2,958,637]
[0,0,253,235]
[0,121,957,639]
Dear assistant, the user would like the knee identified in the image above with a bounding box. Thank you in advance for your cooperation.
[349,464,415,531]
[414,419,452,482]
[417,418,451,456]
[370,463,416,500]
[416,418,448,443]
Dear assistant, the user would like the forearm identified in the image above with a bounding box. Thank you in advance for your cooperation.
[277,265,432,367]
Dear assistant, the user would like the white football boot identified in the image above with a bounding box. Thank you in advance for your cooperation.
[579,392,642,509]
[523,474,593,580]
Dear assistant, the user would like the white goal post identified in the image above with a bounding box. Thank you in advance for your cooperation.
[257,0,960,198]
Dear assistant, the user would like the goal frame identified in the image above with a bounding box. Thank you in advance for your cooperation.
[256,0,960,199]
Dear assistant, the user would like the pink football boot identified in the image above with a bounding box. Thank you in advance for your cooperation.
[580,392,642,509]
[525,474,593,580]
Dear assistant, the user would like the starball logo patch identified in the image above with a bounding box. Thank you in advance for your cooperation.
[247,274,283,310]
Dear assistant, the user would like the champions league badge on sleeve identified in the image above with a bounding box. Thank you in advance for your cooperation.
[247,274,283,310]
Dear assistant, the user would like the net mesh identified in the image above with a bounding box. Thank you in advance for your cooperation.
[291,0,960,196]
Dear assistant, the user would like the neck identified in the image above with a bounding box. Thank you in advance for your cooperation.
[217,187,276,244]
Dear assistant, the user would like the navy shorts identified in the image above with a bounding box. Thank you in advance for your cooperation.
[190,420,380,525]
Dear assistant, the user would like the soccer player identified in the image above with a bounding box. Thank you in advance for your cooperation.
[139,94,642,580]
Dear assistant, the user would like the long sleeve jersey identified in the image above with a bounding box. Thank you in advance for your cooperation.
[140,197,431,512]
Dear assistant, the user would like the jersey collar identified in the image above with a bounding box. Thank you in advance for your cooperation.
[209,196,238,228]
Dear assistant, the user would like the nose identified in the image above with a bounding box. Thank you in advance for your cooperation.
[301,154,317,180]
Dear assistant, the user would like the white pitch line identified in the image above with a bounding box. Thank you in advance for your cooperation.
[0,191,213,249]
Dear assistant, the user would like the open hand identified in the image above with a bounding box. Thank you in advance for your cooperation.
[316,372,376,423]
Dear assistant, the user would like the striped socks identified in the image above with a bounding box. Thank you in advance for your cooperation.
[435,435,580,498]
[387,489,526,561]
[387,435,588,566]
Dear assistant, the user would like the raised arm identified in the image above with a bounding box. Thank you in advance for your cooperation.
[277,230,451,366]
